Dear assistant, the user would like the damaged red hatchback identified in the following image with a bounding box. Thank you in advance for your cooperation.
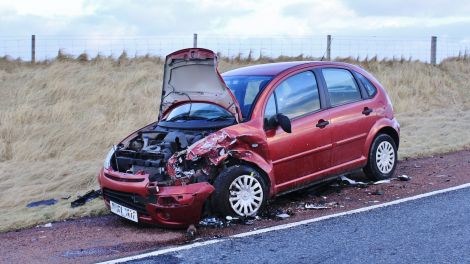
[98,48,400,228]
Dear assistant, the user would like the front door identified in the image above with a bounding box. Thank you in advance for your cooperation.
[264,70,332,193]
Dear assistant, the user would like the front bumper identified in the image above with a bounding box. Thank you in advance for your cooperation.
[98,168,214,228]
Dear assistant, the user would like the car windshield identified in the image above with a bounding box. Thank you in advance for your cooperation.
[165,103,234,122]
[223,75,273,120]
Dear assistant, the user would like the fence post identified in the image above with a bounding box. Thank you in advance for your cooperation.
[430,36,437,65]
[31,35,36,63]
[326,35,331,60]
[193,33,198,48]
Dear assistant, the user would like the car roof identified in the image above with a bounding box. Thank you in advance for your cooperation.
[221,61,357,77]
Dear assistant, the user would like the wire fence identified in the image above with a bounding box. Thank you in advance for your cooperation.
[1,34,469,63]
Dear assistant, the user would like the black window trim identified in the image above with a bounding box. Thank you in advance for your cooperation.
[318,67,365,108]
[262,69,327,127]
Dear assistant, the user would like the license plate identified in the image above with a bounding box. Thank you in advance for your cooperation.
[110,200,138,222]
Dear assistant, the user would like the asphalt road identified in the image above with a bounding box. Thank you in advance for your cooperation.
[123,187,470,264]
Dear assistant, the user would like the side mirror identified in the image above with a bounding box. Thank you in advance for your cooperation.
[276,114,292,133]
[267,114,291,133]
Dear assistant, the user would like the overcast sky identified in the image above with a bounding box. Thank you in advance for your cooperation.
[1,0,469,61]
[1,0,469,37]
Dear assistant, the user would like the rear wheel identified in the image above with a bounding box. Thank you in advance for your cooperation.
[211,165,268,217]
[364,134,398,181]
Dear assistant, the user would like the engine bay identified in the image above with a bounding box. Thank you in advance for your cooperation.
[110,125,215,184]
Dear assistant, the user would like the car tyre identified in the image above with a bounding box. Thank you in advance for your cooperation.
[364,134,398,181]
[211,165,268,217]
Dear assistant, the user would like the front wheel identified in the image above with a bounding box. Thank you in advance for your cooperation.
[211,165,268,217]
[364,134,398,181]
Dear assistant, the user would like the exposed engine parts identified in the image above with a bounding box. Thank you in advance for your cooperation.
[110,126,213,184]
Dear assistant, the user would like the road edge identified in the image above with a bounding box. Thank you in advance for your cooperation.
[98,182,470,264]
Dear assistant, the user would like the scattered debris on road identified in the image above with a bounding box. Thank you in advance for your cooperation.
[71,190,102,208]
[373,179,391,185]
[186,224,197,238]
[398,175,411,181]
[304,203,331,210]
[275,213,290,220]
[27,199,58,208]
[199,217,224,228]
[371,190,384,195]
[340,175,367,188]
[225,216,257,225]
[37,223,52,228]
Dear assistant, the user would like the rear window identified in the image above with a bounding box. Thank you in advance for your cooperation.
[322,68,362,106]
[356,73,378,97]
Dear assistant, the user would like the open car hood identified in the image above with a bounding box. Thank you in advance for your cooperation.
[159,48,242,122]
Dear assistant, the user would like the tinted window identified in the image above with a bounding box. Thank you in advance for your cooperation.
[274,71,320,119]
[223,75,273,120]
[322,68,361,106]
[356,73,377,97]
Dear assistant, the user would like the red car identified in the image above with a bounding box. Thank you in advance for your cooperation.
[98,48,399,228]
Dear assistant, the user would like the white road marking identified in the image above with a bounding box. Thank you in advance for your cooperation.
[98,182,470,264]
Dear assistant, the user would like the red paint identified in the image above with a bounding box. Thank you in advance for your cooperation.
[98,49,399,228]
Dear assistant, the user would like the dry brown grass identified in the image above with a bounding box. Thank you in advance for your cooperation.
[1,54,470,232]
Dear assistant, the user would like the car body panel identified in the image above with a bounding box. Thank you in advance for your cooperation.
[100,168,214,227]
[159,48,242,122]
[266,109,333,193]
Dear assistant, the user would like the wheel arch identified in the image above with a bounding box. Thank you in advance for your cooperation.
[224,156,274,198]
[376,126,400,149]
[364,118,400,158]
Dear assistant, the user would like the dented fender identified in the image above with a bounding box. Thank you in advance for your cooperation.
[166,124,274,195]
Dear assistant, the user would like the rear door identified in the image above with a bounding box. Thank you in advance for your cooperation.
[264,70,332,193]
[319,68,378,171]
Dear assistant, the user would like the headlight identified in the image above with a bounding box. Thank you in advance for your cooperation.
[103,147,116,169]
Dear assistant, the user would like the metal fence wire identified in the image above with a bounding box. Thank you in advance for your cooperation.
[0,34,469,63]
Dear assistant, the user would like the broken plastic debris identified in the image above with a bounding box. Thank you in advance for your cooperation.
[371,190,384,195]
[275,213,290,220]
[71,190,102,208]
[340,175,367,187]
[373,179,391,185]
[27,199,58,208]
[199,217,224,228]
[186,224,197,239]
[398,175,411,181]
[37,223,52,228]
[226,215,257,225]
[304,203,331,210]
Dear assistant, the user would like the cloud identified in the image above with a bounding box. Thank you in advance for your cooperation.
[0,0,469,60]
[338,0,470,17]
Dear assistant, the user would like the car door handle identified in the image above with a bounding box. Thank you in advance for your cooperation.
[362,107,373,116]
[316,120,330,128]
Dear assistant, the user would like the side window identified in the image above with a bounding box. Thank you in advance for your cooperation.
[274,71,320,119]
[322,68,361,106]
[264,93,277,125]
[356,73,377,97]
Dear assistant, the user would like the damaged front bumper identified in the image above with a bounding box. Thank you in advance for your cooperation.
[98,168,214,228]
